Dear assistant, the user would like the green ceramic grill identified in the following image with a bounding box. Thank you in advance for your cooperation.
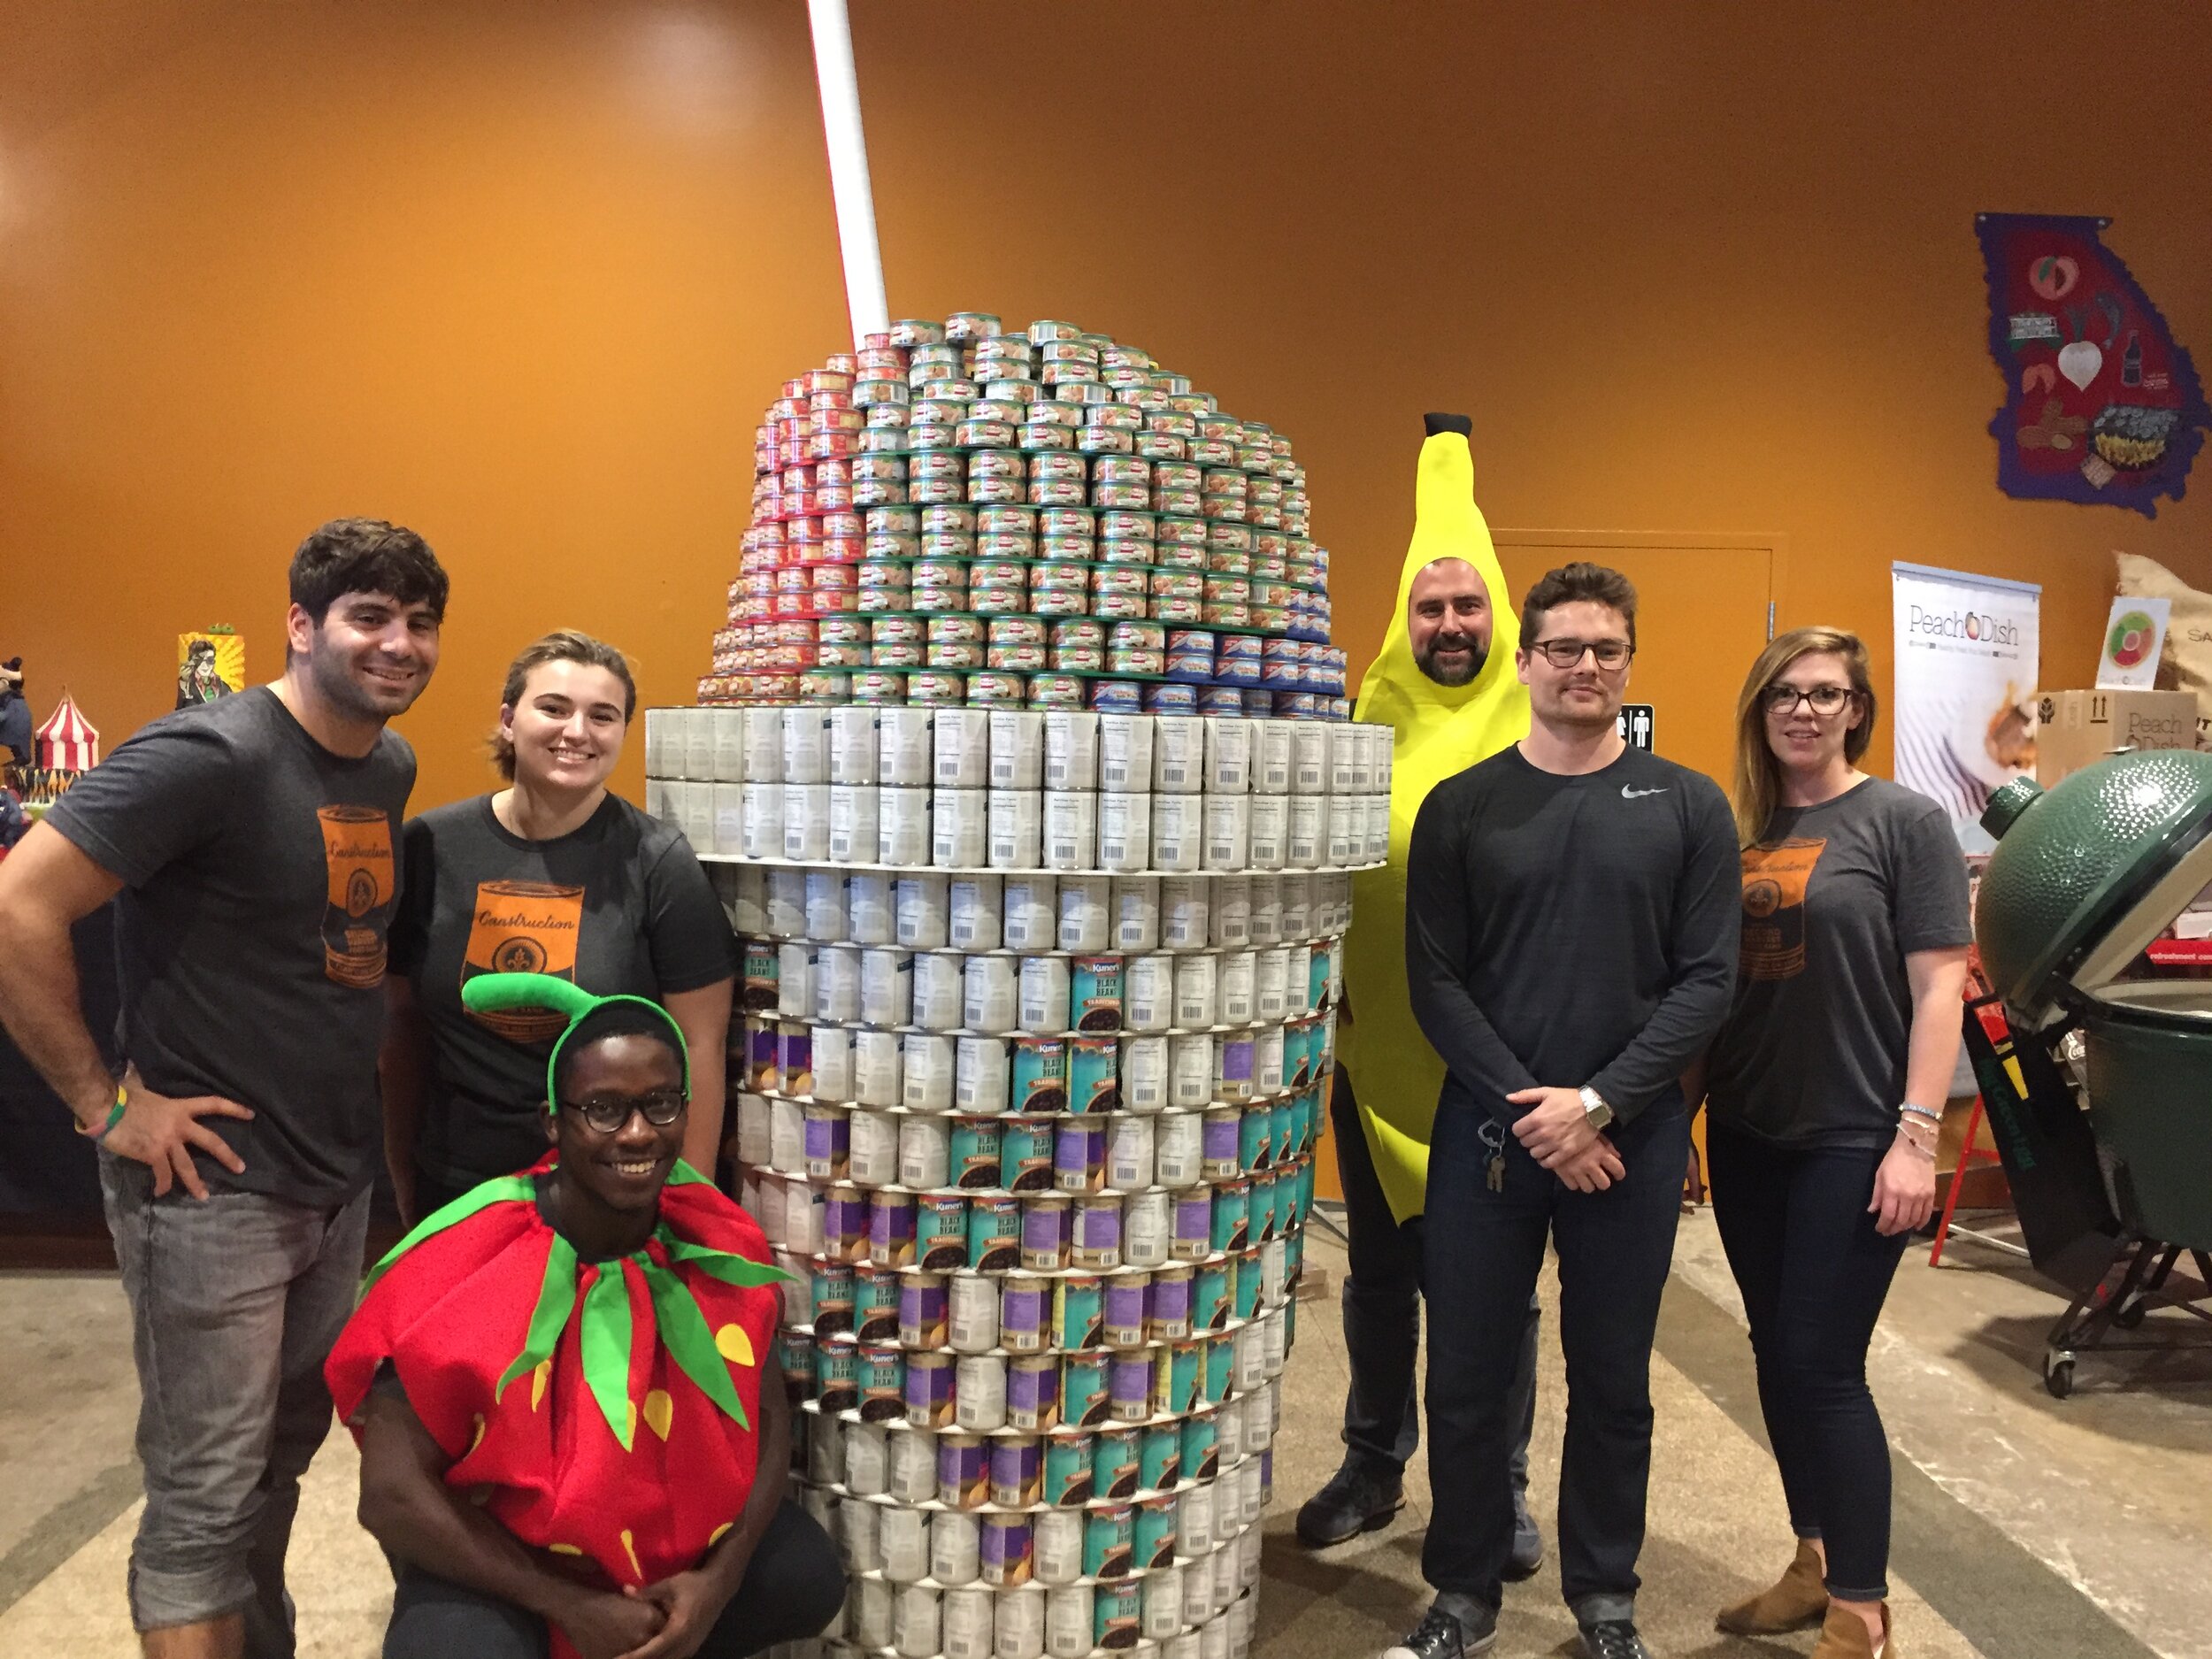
[1978,749,2212,1250]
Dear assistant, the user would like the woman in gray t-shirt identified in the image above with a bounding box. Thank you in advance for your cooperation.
[1698,627,1970,1659]
[382,632,736,1223]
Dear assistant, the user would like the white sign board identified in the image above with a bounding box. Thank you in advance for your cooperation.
[1891,561,2041,852]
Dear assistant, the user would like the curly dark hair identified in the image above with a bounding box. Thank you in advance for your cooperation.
[289,518,449,625]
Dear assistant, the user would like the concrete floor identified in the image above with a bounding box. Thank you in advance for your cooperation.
[2,1211,2206,1658]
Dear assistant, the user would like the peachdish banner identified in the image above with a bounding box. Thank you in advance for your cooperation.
[1892,561,2041,851]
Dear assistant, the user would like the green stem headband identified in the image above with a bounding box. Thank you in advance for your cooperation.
[460,972,692,1110]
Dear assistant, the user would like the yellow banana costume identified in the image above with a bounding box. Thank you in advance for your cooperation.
[1337,421,1531,1222]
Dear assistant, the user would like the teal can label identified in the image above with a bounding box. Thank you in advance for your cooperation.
[1308,945,1332,1010]
[1248,1171,1277,1245]
[918,1194,969,1271]
[1283,1018,1311,1088]
[1272,1095,1296,1161]
[1094,1577,1141,1644]
[968,1194,1023,1272]
[950,1117,1002,1189]
[1210,1179,1250,1254]
[1134,1495,1179,1570]
[1063,1352,1110,1427]
[1069,1036,1120,1113]
[1239,1104,1271,1172]
[1194,1261,1231,1332]
[1139,1423,1181,1491]
[856,1266,902,1342]
[811,1263,855,1339]
[1236,1247,1264,1318]
[856,1343,905,1422]
[1044,1431,1096,1505]
[1093,1424,1141,1500]
[1071,956,1123,1031]
[1000,1115,1057,1192]
[1153,1340,1200,1416]
[1084,1505,1135,1580]
[816,1342,858,1413]
[1202,1332,1235,1403]
[1010,1038,1068,1114]
[1054,1274,1103,1350]
[1181,1409,1218,1480]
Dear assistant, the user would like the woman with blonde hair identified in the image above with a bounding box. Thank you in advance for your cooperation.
[1699,627,1970,1659]
[382,630,735,1222]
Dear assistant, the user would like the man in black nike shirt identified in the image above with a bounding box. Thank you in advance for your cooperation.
[1384,563,1740,1659]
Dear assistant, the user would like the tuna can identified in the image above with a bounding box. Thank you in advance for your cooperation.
[1043,711,1100,788]
[991,1434,1045,1509]
[1044,1434,1097,1509]
[1018,956,1071,1033]
[1094,1425,1143,1501]
[812,1262,856,1338]
[1010,1039,1069,1116]
[955,1351,1007,1427]
[948,1116,1002,1189]
[919,1194,969,1269]
[1171,1193,1213,1264]
[1120,1038,1170,1114]
[1067,1045,1119,1118]
[1072,1194,1123,1269]
[870,1190,918,1265]
[970,1194,1023,1271]
[1009,1355,1061,1431]
[1091,679,1142,714]
[906,1346,955,1424]
[856,1263,902,1341]
[1003,873,1056,949]
[1124,1189,1171,1266]
[815,1343,858,1414]
[1056,873,1110,952]
[1107,1113,1157,1188]
[1042,791,1097,872]
[984,1515,1036,1587]
[1102,1273,1150,1349]
[1170,1035,1215,1109]
[1002,1279,1049,1352]
[956,1035,1010,1115]
[1047,1585,1094,1656]
[1021,1196,1070,1271]
[1160,877,1210,948]
[1071,956,1124,1031]
[1063,1350,1111,1427]
[950,874,1004,951]
[1001,1114,1058,1192]
[1085,1506,1136,1580]
[902,1033,955,1112]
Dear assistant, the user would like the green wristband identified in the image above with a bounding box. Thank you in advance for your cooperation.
[80,1087,127,1141]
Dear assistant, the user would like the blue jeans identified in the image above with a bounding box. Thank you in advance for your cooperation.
[1422,1093,1690,1621]
[99,1150,371,1647]
[1708,1123,1910,1603]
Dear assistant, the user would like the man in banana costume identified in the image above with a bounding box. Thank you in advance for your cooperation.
[1297,414,1543,1567]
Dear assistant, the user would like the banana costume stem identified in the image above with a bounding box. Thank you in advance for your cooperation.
[1337,417,1531,1222]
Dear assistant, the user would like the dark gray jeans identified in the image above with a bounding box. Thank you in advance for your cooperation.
[99,1150,371,1649]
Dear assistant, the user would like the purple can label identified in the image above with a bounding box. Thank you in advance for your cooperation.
[1021,1202,1068,1264]
[803,1109,845,1168]
[1002,1284,1048,1348]
[1172,1193,1212,1256]
[983,1515,1035,1586]
[1055,1120,1103,1191]
[1110,1354,1153,1421]
[868,1192,917,1265]
[904,1352,954,1425]
[749,1023,776,1084]
[1201,1113,1240,1163]
[1219,1037,1255,1083]
[826,1190,866,1257]
[990,1439,1043,1508]
[1009,1358,1061,1430]
[1147,1272,1191,1338]
[939,1436,988,1507]
[898,1279,947,1348]
[1102,1279,1147,1344]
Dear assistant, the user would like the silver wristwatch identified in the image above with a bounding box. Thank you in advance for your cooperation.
[1579,1086,1615,1132]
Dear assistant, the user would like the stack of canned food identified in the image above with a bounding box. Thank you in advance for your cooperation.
[700,313,1347,717]
[647,703,1388,1659]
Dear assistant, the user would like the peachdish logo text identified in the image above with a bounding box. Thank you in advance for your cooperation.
[1908,604,2023,647]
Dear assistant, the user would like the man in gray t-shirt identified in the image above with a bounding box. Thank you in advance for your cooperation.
[0,519,447,1657]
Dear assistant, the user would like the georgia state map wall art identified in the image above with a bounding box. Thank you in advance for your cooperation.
[1978,212,2210,518]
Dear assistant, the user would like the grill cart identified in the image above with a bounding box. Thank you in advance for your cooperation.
[1974,749,2212,1396]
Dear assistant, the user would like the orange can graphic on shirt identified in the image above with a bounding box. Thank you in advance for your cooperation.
[461,880,586,1040]
[1739,837,1827,981]
[318,805,396,988]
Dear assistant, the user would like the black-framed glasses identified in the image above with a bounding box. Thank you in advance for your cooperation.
[1763,684,1855,716]
[560,1091,687,1133]
[1529,637,1632,670]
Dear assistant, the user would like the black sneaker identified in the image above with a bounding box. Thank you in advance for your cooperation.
[1383,1601,1497,1659]
[1505,1504,1546,1581]
[1578,1619,1653,1659]
[1295,1459,1404,1548]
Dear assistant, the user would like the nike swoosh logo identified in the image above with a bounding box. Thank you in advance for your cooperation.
[1621,785,1669,799]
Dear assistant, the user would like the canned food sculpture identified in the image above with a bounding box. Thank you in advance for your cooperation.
[649,317,1376,1659]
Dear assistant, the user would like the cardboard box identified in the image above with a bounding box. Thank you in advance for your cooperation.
[2035,688,2200,786]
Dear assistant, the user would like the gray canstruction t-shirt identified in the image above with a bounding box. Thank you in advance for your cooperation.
[45,687,415,1204]
[388,793,736,1189]
[1706,777,1973,1148]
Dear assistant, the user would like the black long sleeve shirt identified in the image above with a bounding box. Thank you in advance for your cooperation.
[1404,745,1741,1128]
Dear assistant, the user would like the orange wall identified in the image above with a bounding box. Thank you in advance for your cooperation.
[4,1,2211,810]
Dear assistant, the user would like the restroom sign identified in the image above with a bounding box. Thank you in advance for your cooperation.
[1617,704,1655,751]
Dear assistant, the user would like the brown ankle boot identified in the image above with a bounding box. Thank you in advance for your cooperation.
[1809,1601,1894,1659]
[1716,1538,1828,1634]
